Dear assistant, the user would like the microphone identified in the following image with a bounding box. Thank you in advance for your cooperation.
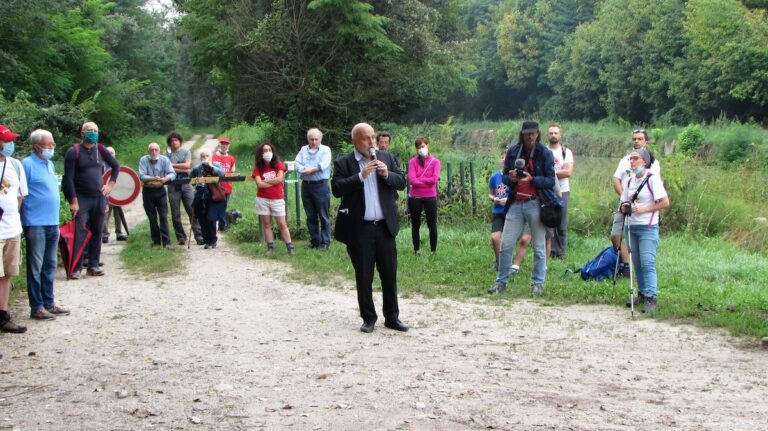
[369,148,377,160]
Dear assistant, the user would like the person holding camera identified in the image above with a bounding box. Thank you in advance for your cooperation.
[619,148,669,313]
[488,121,556,296]
[191,148,225,249]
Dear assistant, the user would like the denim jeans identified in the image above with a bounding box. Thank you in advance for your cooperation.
[627,224,660,298]
[24,225,59,311]
[496,199,547,286]
[550,191,569,258]
[301,181,331,247]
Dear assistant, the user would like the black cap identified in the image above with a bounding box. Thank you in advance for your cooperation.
[521,121,539,134]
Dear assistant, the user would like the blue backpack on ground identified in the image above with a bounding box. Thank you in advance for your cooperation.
[576,246,618,281]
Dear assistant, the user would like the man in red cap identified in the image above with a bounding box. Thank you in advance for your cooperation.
[0,124,29,333]
[212,136,236,231]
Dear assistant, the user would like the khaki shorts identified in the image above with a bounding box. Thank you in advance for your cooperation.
[255,197,286,217]
[610,210,625,237]
[0,236,21,277]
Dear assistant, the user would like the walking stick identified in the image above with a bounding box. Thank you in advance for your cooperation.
[624,212,636,320]
[612,209,625,285]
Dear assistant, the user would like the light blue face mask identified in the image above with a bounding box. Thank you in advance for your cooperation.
[631,166,645,175]
[42,148,55,160]
[83,131,99,144]
[2,142,15,158]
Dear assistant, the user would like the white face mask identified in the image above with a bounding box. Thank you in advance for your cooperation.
[418,147,428,157]
[263,151,273,162]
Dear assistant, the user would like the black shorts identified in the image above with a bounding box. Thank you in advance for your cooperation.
[491,214,505,233]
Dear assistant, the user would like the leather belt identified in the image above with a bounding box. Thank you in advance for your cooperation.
[302,179,327,185]
[515,196,537,203]
[363,219,384,225]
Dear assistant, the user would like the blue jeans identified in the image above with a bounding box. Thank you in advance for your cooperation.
[301,181,331,247]
[24,225,60,311]
[496,199,547,286]
[627,224,660,298]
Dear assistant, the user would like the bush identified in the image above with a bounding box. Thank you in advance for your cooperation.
[677,124,706,156]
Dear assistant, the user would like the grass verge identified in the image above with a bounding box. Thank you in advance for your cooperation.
[120,222,185,276]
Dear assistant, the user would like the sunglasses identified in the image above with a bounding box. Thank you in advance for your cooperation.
[633,129,646,134]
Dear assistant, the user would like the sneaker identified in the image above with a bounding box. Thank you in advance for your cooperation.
[531,283,543,297]
[69,270,82,280]
[116,235,128,241]
[30,309,56,320]
[46,305,70,316]
[287,247,296,256]
[266,248,275,256]
[0,318,27,333]
[626,293,645,308]
[643,296,658,314]
[510,264,520,274]
[86,266,105,276]
[178,240,187,246]
[487,281,507,294]
[102,236,109,244]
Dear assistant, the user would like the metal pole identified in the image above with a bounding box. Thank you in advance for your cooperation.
[469,160,476,214]
[446,163,452,199]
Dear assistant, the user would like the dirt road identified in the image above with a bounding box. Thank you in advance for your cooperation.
[1,136,766,430]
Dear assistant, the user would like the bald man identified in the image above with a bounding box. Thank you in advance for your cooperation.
[138,142,175,248]
[62,121,120,278]
[331,123,408,333]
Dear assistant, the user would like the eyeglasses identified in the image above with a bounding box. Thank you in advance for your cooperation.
[629,156,641,161]
[633,129,646,134]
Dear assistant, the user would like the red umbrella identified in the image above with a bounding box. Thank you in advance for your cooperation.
[59,219,92,279]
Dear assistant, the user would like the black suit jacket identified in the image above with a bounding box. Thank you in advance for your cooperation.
[331,150,406,245]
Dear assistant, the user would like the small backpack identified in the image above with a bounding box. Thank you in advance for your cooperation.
[576,246,618,281]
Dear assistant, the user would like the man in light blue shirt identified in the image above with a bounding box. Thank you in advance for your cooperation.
[22,129,70,321]
[138,142,176,248]
[295,128,332,250]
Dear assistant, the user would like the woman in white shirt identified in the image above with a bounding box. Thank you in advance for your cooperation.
[620,148,670,313]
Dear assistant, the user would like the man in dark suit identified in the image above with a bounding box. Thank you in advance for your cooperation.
[331,123,409,333]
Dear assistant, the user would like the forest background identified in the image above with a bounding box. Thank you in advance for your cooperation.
[1,0,768,338]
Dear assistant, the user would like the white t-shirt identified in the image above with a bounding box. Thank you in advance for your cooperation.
[620,172,667,226]
[0,157,29,239]
[549,146,574,193]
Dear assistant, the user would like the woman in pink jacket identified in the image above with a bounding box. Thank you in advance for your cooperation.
[407,136,441,255]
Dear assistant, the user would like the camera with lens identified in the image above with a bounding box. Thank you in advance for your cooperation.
[514,159,526,179]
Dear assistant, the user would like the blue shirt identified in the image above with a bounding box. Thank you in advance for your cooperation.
[354,150,384,221]
[138,155,176,183]
[21,154,60,226]
[489,170,509,216]
[295,144,332,181]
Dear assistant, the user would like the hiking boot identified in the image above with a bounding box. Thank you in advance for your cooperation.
[30,309,56,320]
[102,236,109,244]
[46,305,70,316]
[116,235,128,241]
[487,281,506,294]
[531,283,543,297]
[69,270,82,280]
[87,266,105,276]
[287,246,296,256]
[643,296,658,314]
[266,247,275,256]
[626,293,645,308]
[0,318,27,334]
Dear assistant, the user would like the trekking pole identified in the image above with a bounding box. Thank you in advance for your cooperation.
[625,213,636,320]
[187,209,195,249]
[612,209,625,286]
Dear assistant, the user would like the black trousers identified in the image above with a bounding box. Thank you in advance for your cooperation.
[142,187,170,246]
[408,196,438,252]
[74,195,106,271]
[194,199,217,246]
[346,222,400,324]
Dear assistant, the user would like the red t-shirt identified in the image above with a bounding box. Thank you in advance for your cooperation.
[514,158,538,202]
[251,161,286,199]
[212,152,236,194]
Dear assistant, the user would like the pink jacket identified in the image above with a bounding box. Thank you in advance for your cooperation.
[408,155,441,198]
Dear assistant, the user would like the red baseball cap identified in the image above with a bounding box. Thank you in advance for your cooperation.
[0,125,19,142]
[218,136,231,144]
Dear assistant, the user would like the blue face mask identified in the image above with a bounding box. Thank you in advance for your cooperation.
[42,148,55,160]
[631,166,645,175]
[83,131,99,144]
[2,142,14,158]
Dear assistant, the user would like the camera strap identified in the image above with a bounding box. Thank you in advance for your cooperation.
[628,173,652,203]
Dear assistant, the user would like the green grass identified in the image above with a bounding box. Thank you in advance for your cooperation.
[119,223,185,276]
[226,217,768,339]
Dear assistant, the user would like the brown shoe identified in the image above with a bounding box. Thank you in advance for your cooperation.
[30,309,57,320]
[643,296,658,314]
[46,305,70,316]
[1,319,27,333]
[87,267,105,276]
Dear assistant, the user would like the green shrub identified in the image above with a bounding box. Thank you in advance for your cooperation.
[677,124,705,156]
